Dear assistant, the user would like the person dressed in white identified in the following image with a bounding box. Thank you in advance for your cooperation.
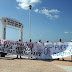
[37,40,44,52]
[44,41,49,47]
[16,39,22,59]
[28,39,33,54]
[24,42,29,49]
[57,38,64,60]
[0,40,1,49]
[24,42,30,53]
[71,40,72,61]
[12,42,17,54]
[44,41,50,57]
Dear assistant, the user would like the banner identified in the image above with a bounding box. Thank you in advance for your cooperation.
[0,40,72,59]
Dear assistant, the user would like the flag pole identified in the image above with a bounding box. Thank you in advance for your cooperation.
[29,5,32,41]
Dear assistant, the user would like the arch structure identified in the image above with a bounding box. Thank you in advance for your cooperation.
[0,17,24,41]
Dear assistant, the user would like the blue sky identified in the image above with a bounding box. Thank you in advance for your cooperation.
[0,0,72,42]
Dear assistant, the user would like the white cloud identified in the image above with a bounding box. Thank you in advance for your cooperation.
[16,0,41,10]
[64,32,72,34]
[34,9,39,12]
[48,9,60,13]
[16,7,20,9]
[34,8,60,19]
[64,32,69,34]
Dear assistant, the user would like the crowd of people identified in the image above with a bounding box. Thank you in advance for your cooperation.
[16,38,63,59]
[5,38,71,61]
[0,38,72,61]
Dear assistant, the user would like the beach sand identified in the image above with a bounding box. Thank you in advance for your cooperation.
[0,55,72,72]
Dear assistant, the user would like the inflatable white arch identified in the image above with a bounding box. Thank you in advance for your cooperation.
[0,17,24,41]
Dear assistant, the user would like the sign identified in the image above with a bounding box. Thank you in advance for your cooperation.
[0,40,72,59]
[1,18,24,29]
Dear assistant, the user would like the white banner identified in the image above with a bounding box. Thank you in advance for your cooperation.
[0,40,72,59]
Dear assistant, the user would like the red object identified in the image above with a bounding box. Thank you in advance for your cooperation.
[4,41,7,44]
[27,44,28,46]
[0,40,1,43]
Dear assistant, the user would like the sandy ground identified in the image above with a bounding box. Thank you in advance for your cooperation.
[0,55,72,72]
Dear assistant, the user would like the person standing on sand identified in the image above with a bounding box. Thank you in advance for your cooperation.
[37,40,43,53]
[16,39,22,59]
[70,40,72,61]
[58,38,64,60]
[38,40,43,46]
[28,39,33,54]
[44,41,49,46]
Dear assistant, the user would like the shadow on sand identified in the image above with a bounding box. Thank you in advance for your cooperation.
[0,56,72,62]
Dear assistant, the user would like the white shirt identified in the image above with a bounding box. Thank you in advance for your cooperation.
[28,42,34,48]
[44,42,49,47]
[24,42,28,48]
[37,42,43,52]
